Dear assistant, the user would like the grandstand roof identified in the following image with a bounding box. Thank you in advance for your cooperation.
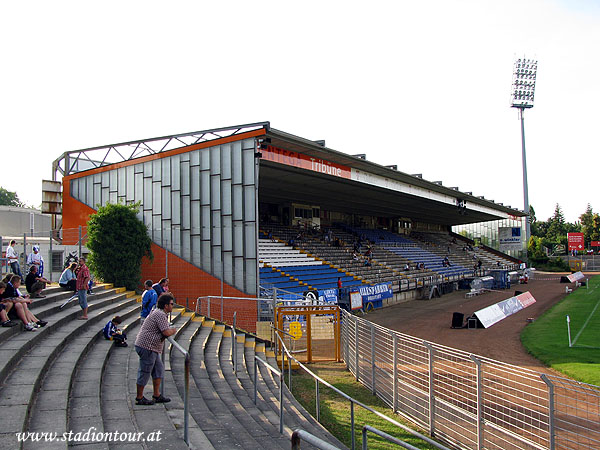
[53,121,525,227]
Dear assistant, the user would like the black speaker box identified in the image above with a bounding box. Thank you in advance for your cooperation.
[451,312,464,329]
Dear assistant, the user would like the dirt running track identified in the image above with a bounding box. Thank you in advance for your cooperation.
[366,272,597,373]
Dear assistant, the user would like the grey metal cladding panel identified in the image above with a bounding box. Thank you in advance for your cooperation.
[101,171,109,188]
[144,161,152,177]
[70,179,78,201]
[161,157,171,186]
[222,215,232,252]
[181,230,190,261]
[192,235,201,266]
[101,187,109,206]
[242,138,255,150]
[171,226,181,257]
[143,178,152,210]
[201,148,210,170]
[86,176,94,207]
[244,222,256,259]
[190,168,200,201]
[181,195,190,229]
[93,183,101,208]
[201,205,210,240]
[126,166,135,201]
[212,247,222,278]
[244,259,257,295]
[181,161,190,196]
[94,173,101,184]
[210,146,220,174]
[143,211,153,230]
[210,175,221,210]
[109,169,117,190]
[134,162,144,173]
[161,187,171,220]
[242,148,255,185]
[180,152,190,162]
[152,182,162,215]
[162,219,171,249]
[234,257,244,292]
[200,171,210,205]
[201,240,210,272]
[134,173,143,204]
[221,180,232,215]
[190,150,200,167]
[171,191,181,225]
[171,154,181,191]
[190,200,200,236]
[232,185,243,221]
[109,191,117,204]
[233,221,243,256]
[223,252,233,285]
[243,185,256,221]
[152,215,161,244]
[221,144,232,180]
[117,167,126,194]
[211,210,221,246]
[232,141,243,185]
[152,159,161,182]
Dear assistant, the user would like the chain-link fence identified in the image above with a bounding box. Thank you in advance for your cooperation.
[341,310,600,450]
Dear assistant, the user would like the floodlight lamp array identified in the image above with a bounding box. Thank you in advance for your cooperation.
[511,58,537,108]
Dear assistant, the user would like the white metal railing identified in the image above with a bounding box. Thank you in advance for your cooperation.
[341,309,600,450]
[161,336,190,445]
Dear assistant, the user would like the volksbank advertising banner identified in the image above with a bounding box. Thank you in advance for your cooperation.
[319,288,339,304]
[359,283,393,303]
[499,227,523,251]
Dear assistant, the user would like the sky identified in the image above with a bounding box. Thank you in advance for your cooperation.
[1,0,598,223]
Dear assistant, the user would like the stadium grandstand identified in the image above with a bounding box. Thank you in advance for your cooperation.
[4,122,598,450]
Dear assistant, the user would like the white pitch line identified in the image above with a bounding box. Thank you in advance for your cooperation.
[572,285,600,346]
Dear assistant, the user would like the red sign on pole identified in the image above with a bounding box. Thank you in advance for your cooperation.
[568,233,584,250]
[591,241,600,247]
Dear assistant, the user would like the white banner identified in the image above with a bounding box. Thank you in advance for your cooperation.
[499,227,523,251]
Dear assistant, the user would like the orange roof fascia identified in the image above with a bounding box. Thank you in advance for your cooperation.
[63,128,267,181]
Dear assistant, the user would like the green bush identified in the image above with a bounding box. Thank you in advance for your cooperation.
[86,202,152,290]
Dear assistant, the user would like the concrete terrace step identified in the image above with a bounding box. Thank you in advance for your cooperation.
[0,289,137,450]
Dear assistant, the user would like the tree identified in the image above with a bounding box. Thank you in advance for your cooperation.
[580,204,594,245]
[546,203,567,245]
[591,214,600,242]
[86,202,153,290]
[0,187,25,207]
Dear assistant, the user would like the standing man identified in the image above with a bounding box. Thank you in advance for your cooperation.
[6,240,23,281]
[134,293,176,405]
[152,278,168,297]
[76,257,91,320]
[140,280,158,325]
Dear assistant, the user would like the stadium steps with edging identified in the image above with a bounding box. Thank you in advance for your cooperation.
[0,284,137,450]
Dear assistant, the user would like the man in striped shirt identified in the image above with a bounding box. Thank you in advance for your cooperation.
[76,257,91,320]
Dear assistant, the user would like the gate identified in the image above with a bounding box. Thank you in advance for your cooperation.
[275,304,341,363]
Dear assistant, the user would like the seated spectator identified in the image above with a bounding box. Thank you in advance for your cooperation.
[403,263,410,271]
[102,315,128,347]
[352,252,359,261]
[152,278,168,297]
[0,283,18,327]
[25,265,51,298]
[1,276,47,331]
[141,280,158,324]
[59,263,78,291]
[364,258,372,267]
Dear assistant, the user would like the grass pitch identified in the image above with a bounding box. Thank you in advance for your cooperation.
[521,275,600,385]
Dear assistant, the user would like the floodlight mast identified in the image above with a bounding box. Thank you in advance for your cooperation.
[511,57,537,254]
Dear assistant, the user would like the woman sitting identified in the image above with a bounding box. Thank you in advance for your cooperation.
[59,263,77,292]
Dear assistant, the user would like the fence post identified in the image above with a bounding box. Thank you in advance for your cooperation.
[78,226,82,259]
[354,317,359,381]
[470,355,484,450]
[48,230,53,282]
[23,233,27,270]
[370,323,376,394]
[424,341,435,437]
[540,374,556,450]
[350,400,356,450]
[344,312,349,370]
[393,333,398,413]
[315,379,320,422]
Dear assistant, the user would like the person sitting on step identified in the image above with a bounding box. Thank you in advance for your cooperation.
[0,278,47,331]
[59,262,78,292]
[102,315,128,347]
[25,265,51,298]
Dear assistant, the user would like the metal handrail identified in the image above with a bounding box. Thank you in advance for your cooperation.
[276,332,450,450]
[362,425,420,450]
[163,336,190,445]
[291,429,341,450]
[253,355,284,434]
